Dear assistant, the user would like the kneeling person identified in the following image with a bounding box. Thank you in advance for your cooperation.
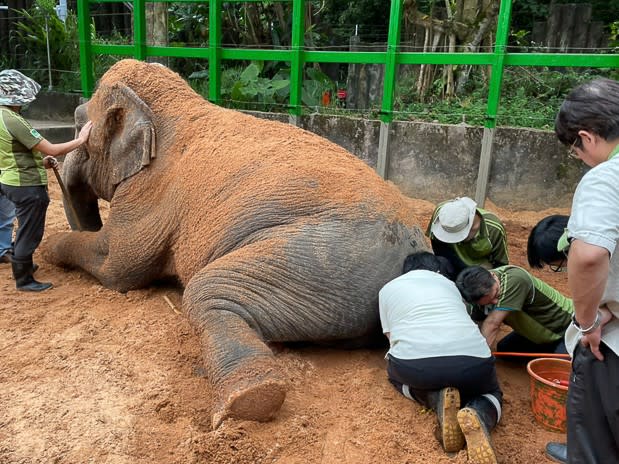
[379,252,502,464]
[456,265,573,354]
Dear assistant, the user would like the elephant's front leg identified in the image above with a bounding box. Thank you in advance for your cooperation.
[44,227,161,291]
[45,230,109,273]
[183,270,287,429]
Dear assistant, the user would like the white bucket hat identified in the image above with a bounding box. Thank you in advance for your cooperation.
[431,197,478,243]
[0,69,41,106]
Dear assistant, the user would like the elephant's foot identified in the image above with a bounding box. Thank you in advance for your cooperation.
[212,371,287,429]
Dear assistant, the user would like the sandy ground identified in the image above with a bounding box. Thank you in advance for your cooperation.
[0,174,571,464]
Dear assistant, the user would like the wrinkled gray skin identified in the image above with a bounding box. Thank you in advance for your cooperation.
[46,60,428,428]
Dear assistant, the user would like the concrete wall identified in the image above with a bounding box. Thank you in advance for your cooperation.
[249,112,585,210]
[26,93,585,211]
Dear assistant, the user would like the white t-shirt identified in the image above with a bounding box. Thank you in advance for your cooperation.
[566,151,619,356]
[378,269,491,360]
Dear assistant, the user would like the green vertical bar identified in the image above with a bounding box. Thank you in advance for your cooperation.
[209,0,222,103]
[134,0,146,60]
[484,0,512,129]
[380,0,403,123]
[289,0,304,117]
[77,0,94,97]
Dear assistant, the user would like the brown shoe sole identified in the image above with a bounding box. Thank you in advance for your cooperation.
[457,407,498,464]
[440,387,465,453]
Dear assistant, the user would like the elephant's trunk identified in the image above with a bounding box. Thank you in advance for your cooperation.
[61,149,103,232]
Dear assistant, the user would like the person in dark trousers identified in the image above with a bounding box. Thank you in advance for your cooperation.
[379,252,502,464]
[456,265,573,354]
[426,196,509,274]
[555,78,619,464]
[0,191,15,262]
[527,214,571,463]
[0,69,92,291]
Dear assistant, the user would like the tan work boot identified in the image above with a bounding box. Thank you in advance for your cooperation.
[436,387,465,453]
[457,406,498,464]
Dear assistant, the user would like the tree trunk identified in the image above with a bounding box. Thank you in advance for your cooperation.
[455,0,499,94]
[145,1,168,65]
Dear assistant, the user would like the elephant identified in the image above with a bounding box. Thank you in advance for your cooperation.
[45,59,429,428]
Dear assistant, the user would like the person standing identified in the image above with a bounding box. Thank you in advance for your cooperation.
[0,192,15,262]
[379,252,502,464]
[426,197,509,274]
[555,77,619,464]
[0,69,92,291]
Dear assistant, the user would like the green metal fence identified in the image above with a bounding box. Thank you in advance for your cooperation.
[77,0,619,203]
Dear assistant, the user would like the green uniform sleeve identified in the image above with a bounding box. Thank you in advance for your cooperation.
[4,111,42,149]
[484,212,509,267]
[495,266,531,312]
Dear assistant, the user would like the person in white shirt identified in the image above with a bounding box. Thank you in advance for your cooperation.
[555,77,619,463]
[379,251,502,464]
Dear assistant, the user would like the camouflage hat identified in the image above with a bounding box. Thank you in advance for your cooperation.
[0,70,41,106]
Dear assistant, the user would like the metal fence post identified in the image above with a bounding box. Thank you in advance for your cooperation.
[133,0,146,60]
[377,0,402,179]
[288,0,304,126]
[475,0,512,207]
[77,0,94,97]
[209,0,222,103]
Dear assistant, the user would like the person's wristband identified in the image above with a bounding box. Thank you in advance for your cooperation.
[572,310,602,335]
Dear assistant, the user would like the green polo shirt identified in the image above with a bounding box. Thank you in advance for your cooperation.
[492,265,574,344]
[426,205,509,270]
[0,106,46,186]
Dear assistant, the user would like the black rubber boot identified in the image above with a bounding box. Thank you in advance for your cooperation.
[545,442,567,463]
[12,257,52,292]
[428,387,465,453]
[457,396,499,464]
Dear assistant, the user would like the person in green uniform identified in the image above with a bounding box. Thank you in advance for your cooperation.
[426,197,509,274]
[0,69,92,291]
[455,265,573,354]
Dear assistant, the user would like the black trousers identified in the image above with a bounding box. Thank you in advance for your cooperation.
[497,331,568,355]
[567,343,619,464]
[0,184,49,261]
[387,354,503,408]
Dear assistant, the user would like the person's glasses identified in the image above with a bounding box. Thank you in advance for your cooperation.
[567,139,580,159]
[549,258,567,273]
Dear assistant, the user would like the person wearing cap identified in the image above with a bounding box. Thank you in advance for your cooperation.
[554,78,619,464]
[426,197,509,274]
[455,265,573,355]
[0,69,92,291]
[379,251,502,464]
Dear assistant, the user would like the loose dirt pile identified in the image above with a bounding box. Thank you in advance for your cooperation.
[0,175,569,464]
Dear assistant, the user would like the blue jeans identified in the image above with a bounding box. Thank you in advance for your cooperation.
[0,191,15,257]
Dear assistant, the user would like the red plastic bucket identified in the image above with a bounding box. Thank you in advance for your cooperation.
[526,358,571,433]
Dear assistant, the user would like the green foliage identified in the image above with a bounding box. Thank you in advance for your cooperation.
[394,68,617,129]
[189,61,335,112]
[12,3,81,89]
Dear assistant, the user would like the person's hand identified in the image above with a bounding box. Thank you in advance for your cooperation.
[581,326,604,361]
[43,156,59,169]
[78,120,93,144]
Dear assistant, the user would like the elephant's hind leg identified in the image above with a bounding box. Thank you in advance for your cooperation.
[184,277,286,429]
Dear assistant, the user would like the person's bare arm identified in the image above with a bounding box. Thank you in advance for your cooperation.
[33,121,92,157]
[481,309,509,349]
[568,240,610,361]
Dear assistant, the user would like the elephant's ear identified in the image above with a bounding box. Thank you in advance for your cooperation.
[102,83,156,186]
